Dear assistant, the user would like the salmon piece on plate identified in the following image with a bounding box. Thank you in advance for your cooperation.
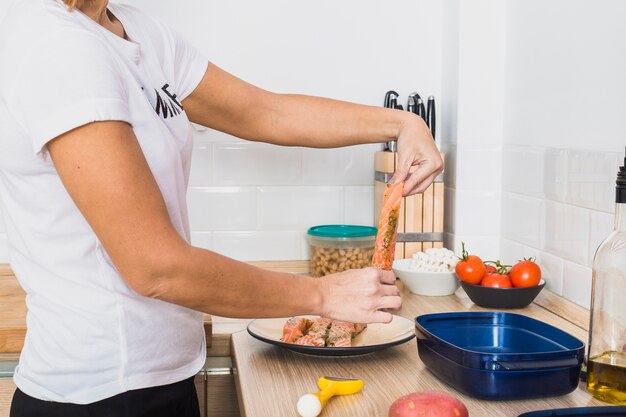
[294,318,332,346]
[327,321,368,347]
[281,317,366,347]
[280,317,311,343]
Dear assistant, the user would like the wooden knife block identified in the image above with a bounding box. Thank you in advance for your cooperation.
[374,151,444,259]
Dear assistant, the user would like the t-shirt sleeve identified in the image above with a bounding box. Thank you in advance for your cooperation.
[8,31,132,155]
[157,22,209,102]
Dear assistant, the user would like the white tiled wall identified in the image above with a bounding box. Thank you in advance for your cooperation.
[499,0,626,308]
[500,148,622,308]
[441,0,626,310]
[185,130,378,261]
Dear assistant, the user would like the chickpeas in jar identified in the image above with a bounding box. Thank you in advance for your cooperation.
[307,225,377,278]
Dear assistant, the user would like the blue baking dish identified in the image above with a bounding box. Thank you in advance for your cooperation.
[414,312,585,400]
[518,406,626,416]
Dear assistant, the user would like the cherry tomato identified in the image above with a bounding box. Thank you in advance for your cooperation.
[481,273,513,288]
[455,242,486,285]
[484,264,497,275]
[509,259,542,288]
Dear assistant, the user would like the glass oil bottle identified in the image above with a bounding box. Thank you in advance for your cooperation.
[587,147,626,405]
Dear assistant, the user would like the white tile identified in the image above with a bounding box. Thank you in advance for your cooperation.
[448,235,500,262]
[502,145,545,197]
[566,150,619,213]
[212,231,305,261]
[499,239,542,268]
[187,187,257,231]
[454,145,502,190]
[190,232,213,250]
[501,192,543,247]
[452,189,501,235]
[189,138,212,186]
[213,143,302,186]
[344,186,374,226]
[562,261,592,309]
[0,234,9,263]
[544,201,590,265]
[499,238,525,266]
[588,210,615,267]
[257,187,344,230]
[535,251,564,295]
[301,144,376,186]
[544,148,568,203]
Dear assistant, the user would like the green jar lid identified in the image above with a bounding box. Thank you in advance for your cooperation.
[307,225,377,238]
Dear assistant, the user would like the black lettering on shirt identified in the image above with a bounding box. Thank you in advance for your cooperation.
[154,83,184,119]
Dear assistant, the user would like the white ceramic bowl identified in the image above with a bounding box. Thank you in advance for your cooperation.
[392,258,460,296]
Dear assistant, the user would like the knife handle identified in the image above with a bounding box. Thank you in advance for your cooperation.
[427,96,436,140]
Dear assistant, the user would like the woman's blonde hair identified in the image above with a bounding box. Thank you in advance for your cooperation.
[63,0,85,10]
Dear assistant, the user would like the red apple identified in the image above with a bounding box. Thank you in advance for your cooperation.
[389,391,469,417]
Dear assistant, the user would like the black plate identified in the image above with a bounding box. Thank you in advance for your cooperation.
[246,315,415,356]
[460,280,546,309]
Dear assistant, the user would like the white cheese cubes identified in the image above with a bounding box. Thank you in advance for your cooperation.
[410,248,458,272]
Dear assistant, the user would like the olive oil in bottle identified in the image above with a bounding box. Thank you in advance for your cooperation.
[587,351,626,404]
[587,147,626,405]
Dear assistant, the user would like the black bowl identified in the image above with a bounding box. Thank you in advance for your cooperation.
[460,280,546,309]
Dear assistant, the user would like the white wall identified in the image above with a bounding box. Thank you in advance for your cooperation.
[499,0,626,307]
[441,0,506,261]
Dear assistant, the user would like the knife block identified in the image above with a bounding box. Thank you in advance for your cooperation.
[374,150,444,259]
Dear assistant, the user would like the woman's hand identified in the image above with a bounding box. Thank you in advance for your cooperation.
[390,113,444,196]
[318,267,402,324]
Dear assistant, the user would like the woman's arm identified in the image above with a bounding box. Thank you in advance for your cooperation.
[47,121,401,322]
[183,64,443,195]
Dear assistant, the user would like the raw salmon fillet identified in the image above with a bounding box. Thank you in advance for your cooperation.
[327,321,356,347]
[294,333,326,347]
[295,318,332,346]
[372,181,404,270]
[280,317,310,343]
[328,321,368,347]
[281,317,366,347]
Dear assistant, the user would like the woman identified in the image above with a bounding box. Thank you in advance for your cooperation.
[0,0,443,416]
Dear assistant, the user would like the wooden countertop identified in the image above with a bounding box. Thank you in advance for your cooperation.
[230,277,607,417]
[0,261,613,416]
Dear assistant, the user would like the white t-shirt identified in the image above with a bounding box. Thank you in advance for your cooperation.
[0,0,208,404]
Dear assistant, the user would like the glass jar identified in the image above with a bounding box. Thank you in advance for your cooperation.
[307,225,377,277]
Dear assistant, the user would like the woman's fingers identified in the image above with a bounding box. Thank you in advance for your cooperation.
[382,282,400,297]
[369,310,394,324]
[404,168,440,195]
[378,295,402,311]
[378,269,397,285]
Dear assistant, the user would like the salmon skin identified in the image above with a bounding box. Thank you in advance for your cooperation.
[372,181,404,270]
